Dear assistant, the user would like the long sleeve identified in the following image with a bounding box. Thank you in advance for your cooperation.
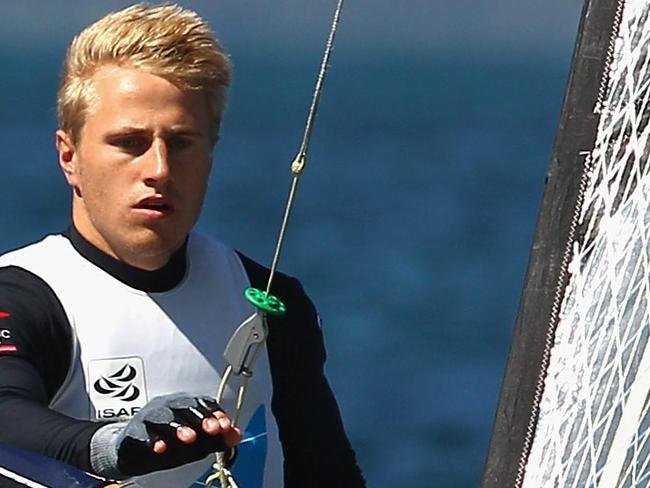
[0,266,102,471]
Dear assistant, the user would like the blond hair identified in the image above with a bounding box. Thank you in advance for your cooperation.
[57,3,231,145]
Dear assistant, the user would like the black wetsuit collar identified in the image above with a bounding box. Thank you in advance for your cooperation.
[64,226,188,293]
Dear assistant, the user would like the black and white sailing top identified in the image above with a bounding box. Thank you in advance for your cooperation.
[0,227,365,488]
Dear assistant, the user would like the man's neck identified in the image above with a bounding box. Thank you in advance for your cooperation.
[66,226,188,292]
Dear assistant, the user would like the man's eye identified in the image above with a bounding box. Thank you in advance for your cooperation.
[167,136,192,151]
[116,137,145,149]
[107,135,149,153]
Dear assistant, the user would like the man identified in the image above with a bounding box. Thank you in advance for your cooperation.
[0,4,365,487]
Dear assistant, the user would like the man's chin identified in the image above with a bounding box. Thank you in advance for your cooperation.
[119,229,186,270]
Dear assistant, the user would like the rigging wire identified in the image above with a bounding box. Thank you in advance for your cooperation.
[265,0,345,294]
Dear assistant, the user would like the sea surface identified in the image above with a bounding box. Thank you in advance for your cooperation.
[0,41,574,488]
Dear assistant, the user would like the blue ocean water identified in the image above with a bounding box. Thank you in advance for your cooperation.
[0,46,571,487]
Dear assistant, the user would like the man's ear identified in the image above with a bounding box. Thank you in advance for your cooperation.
[56,129,79,187]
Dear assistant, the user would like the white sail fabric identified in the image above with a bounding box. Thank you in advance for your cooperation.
[523,1,650,486]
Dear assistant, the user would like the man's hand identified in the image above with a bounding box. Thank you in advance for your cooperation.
[90,393,241,479]
[151,408,240,454]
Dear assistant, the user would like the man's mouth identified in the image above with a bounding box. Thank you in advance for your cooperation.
[133,196,175,216]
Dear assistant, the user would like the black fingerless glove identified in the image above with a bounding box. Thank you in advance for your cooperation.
[89,393,229,479]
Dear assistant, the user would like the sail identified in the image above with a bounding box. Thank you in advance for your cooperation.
[481,0,650,486]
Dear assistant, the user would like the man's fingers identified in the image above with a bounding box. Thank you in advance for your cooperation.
[200,411,241,447]
[202,416,221,434]
[152,424,199,450]
[203,410,231,434]
[223,426,242,448]
[151,407,239,456]
[214,410,232,429]
[201,411,225,434]
[153,439,167,454]
[176,425,198,444]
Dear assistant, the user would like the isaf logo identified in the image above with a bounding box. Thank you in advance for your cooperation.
[89,357,147,420]
[93,364,141,402]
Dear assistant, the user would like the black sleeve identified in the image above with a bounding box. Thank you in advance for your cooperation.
[237,253,366,488]
[0,266,103,472]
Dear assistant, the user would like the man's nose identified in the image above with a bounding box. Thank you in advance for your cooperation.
[143,138,171,185]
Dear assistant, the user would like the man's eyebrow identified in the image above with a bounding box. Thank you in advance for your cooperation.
[163,127,203,137]
[104,127,203,137]
[104,127,149,137]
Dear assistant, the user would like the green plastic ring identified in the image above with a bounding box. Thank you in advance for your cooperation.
[244,287,287,316]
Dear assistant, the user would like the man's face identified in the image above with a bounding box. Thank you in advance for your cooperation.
[57,66,214,270]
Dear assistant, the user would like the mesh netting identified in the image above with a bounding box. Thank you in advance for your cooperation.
[522,1,650,486]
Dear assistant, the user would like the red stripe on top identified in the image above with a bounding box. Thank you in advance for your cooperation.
[0,311,10,319]
[0,345,17,353]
